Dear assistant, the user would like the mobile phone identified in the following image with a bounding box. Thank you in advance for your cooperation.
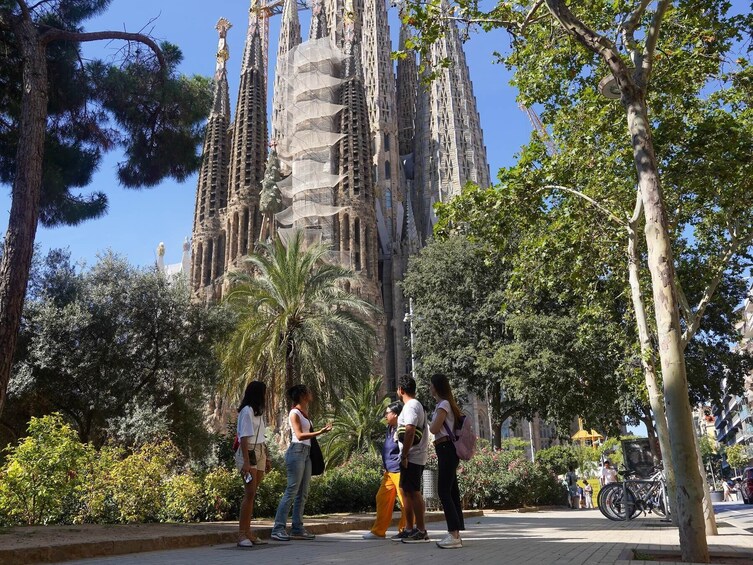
[244,472,253,484]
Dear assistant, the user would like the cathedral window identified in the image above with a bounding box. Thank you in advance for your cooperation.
[384,161,391,180]
[342,214,350,252]
[354,217,361,271]
[384,134,390,151]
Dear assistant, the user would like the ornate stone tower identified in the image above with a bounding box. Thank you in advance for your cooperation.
[191,19,232,301]
[271,0,302,143]
[225,7,268,273]
[191,0,491,394]
[412,5,491,241]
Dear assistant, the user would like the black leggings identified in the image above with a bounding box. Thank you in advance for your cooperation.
[436,441,465,532]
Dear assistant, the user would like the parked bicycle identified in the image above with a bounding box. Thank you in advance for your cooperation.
[597,466,669,521]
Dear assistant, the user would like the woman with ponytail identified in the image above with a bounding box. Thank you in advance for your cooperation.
[270,384,332,542]
[428,373,465,549]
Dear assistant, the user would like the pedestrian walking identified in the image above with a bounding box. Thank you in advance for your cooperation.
[600,460,618,486]
[235,381,272,547]
[363,401,407,539]
[582,480,593,509]
[391,375,430,544]
[566,466,579,509]
[428,373,465,549]
[270,384,332,542]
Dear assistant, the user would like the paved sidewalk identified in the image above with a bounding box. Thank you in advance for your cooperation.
[4,507,753,564]
[44,508,753,565]
[0,510,481,565]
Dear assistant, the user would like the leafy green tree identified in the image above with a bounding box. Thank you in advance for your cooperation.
[725,444,750,475]
[402,234,628,446]
[5,249,231,458]
[219,231,380,420]
[322,376,391,466]
[402,2,753,555]
[536,445,578,475]
[0,0,212,418]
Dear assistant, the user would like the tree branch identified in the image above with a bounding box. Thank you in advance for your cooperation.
[539,184,626,227]
[641,0,672,82]
[39,29,167,71]
[521,0,547,33]
[440,15,517,29]
[681,232,750,348]
[619,0,651,66]
[544,0,632,93]
[16,0,31,21]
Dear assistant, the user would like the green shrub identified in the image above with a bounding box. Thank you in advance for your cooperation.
[308,451,382,514]
[162,473,203,522]
[254,468,288,518]
[109,441,177,523]
[0,414,93,526]
[458,439,565,509]
[77,445,124,523]
[202,465,243,521]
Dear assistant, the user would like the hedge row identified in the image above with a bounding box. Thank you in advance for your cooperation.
[0,414,565,526]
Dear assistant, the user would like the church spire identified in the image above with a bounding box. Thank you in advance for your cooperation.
[309,0,329,40]
[191,18,233,295]
[227,2,268,263]
[413,0,490,240]
[396,22,417,157]
[272,0,302,142]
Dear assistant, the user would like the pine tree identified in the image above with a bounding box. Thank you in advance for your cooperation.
[0,1,212,415]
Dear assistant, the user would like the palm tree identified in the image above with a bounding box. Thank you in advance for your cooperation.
[323,376,391,466]
[219,231,380,420]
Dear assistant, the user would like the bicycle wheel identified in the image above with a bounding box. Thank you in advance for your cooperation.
[600,483,638,521]
[597,484,623,520]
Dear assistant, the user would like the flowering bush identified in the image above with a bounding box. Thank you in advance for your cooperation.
[458,440,566,509]
[0,416,564,525]
[0,414,93,526]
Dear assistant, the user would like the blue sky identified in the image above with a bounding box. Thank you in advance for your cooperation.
[0,0,529,268]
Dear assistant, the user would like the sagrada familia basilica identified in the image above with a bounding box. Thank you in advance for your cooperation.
[189,0,490,392]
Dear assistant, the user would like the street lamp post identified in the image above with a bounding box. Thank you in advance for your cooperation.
[403,298,417,381]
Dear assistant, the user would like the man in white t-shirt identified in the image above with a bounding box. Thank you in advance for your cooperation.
[600,460,618,486]
[392,375,430,543]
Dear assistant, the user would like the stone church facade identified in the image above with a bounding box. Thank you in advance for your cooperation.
[190,0,490,399]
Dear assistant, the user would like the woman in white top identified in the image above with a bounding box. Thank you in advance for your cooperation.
[236,380,270,547]
[271,384,332,541]
[428,373,465,549]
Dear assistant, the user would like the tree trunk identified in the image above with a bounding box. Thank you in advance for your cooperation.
[490,381,502,449]
[625,92,709,563]
[0,19,48,417]
[627,205,678,525]
[693,432,718,535]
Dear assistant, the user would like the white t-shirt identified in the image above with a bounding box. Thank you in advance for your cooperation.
[432,400,455,440]
[398,398,428,465]
[290,408,312,446]
[251,412,266,444]
[237,406,255,440]
[601,465,618,484]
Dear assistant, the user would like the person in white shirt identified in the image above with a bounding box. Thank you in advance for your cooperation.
[428,373,465,549]
[393,375,430,544]
[271,384,332,542]
[600,460,618,486]
[236,380,270,547]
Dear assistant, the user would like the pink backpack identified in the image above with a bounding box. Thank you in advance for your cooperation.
[443,415,477,460]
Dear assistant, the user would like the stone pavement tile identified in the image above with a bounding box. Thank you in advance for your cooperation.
[45,508,753,565]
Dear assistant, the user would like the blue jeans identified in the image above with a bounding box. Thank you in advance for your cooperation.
[273,442,312,533]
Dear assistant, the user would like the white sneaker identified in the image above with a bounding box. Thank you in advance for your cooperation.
[236,538,254,548]
[362,531,385,540]
[436,534,462,549]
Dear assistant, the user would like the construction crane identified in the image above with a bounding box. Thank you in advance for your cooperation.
[249,0,311,88]
[518,103,558,156]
